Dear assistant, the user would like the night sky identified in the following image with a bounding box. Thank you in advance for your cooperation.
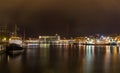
[0,0,120,38]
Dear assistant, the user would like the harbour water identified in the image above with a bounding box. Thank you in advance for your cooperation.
[0,45,120,73]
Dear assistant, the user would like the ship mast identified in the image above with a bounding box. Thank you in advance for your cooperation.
[23,29,25,41]
[14,24,17,36]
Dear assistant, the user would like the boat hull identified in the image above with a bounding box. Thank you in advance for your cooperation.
[6,44,24,53]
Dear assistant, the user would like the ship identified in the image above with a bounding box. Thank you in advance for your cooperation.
[6,24,24,53]
[9,36,23,47]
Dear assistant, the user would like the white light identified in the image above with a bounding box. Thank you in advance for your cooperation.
[39,36,41,39]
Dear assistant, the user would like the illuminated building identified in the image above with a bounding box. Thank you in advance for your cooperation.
[39,34,60,44]
[0,24,9,42]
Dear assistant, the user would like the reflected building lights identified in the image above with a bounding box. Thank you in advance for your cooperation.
[7,56,10,62]
[113,46,119,73]
[86,45,95,56]
[113,46,118,63]
[84,45,94,73]
[106,46,111,54]
[118,46,120,54]
[104,46,111,73]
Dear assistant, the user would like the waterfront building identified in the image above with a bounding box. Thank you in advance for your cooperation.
[25,38,40,47]
[39,34,60,45]
[0,25,7,35]
[0,24,9,42]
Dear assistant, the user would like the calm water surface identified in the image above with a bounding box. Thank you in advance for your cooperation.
[0,45,120,73]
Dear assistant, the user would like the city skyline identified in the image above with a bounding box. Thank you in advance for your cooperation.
[1,24,120,38]
[0,0,120,37]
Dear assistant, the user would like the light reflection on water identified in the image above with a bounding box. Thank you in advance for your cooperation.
[0,45,120,73]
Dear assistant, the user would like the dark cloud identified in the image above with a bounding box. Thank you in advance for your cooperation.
[0,0,120,37]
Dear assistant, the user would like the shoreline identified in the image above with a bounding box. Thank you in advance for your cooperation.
[0,44,6,55]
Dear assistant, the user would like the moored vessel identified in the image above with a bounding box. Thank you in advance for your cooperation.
[6,24,24,53]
